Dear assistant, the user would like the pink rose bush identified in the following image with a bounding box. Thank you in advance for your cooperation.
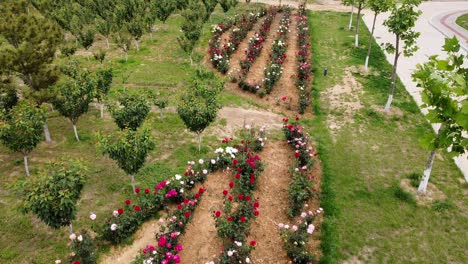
[296,4,312,114]
[283,117,318,217]
[279,208,323,263]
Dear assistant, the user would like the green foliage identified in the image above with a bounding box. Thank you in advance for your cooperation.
[0,77,19,113]
[218,0,237,13]
[76,26,95,50]
[392,185,416,204]
[280,214,318,264]
[99,129,155,176]
[202,0,218,20]
[108,93,151,131]
[0,101,46,155]
[368,0,393,14]
[177,0,206,61]
[21,159,87,229]
[53,63,95,125]
[407,172,421,188]
[383,0,421,57]
[93,49,107,64]
[0,0,61,96]
[93,67,113,103]
[69,230,97,264]
[60,42,78,57]
[114,0,147,43]
[177,69,223,135]
[152,0,176,24]
[431,199,455,212]
[412,37,467,156]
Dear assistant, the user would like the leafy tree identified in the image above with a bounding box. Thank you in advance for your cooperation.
[99,129,155,193]
[0,77,19,113]
[352,0,366,47]
[0,101,47,177]
[76,26,96,56]
[365,0,393,71]
[115,0,148,51]
[21,159,87,231]
[218,0,236,13]
[177,0,207,65]
[93,49,107,64]
[0,0,62,143]
[87,0,117,49]
[114,31,133,62]
[152,0,176,24]
[202,0,218,21]
[96,18,114,49]
[383,0,421,112]
[178,69,223,152]
[94,67,113,118]
[154,97,168,119]
[53,63,95,142]
[412,37,467,195]
[176,0,189,10]
[109,93,151,131]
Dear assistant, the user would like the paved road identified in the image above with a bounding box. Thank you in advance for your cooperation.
[361,2,468,180]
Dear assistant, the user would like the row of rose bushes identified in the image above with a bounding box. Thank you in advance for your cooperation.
[209,8,267,74]
[199,127,266,264]
[240,8,292,96]
[296,4,312,114]
[133,127,268,264]
[237,7,279,91]
[281,116,322,263]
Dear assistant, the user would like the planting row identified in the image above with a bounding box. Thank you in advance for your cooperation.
[239,8,292,95]
[209,8,267,74]
[296,4,312,114]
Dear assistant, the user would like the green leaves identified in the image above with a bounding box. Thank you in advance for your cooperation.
[108,92,150,131]
[412,37,467,155]
[94,67,113,102]
[177,0,206,56]
[21,159,87,229]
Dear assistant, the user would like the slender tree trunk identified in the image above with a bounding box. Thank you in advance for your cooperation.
[348,0,355,31]
[135,40,140,51]
[72,124,80,142]
[418,126,443,194]
[354,3,362,47]
[365,13,378,71]
[190,51,194,66]
[69,223,73,234]
[44,122,52,143]
[159,108,163,119]
[125,52,128,62]
[100,103,104,118]
[384,35,400,113]
[24,154,30,177]
[130,174,136,193]
[106,37,110,49]
[197,132,202,152]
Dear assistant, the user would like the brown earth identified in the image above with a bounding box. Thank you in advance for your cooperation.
[249,141,292,263]
[178,171,232,263]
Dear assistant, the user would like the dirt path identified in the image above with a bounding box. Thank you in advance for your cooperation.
[269,11,300,109]
[249,141,292,263]
[178,171,232,263]
[99,217,164,264]
[244,14,283,84]
[227,17,267,77]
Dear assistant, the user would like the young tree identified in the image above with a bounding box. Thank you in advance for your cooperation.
[383,0,421,112]
[108,93,151,131]
[412,37,467,195]
[342,0,355,31]
[0,101,47,177]
[353,0,366,47]
[202,0,218,21]
[94,67,113,118]
[96,18,114,49]
[154,97,168,119]
[0,77,19,113]
[177,70,223,152]
[114,31,133,62]
[115,0,148,51]
[364,0,393,71]
[0,0,62,143]
[93,49,107,64]
[152,0,176,24]
[177,0,207,65]
[218,0,236,13]
[99,129,155,193]
[76,26,96,58]
[53,64,95,142]
[21,159,87,232]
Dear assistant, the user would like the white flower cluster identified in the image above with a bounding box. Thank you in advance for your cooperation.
[211,25,224,33]
[215,146,238,159]
[276,40,285,47]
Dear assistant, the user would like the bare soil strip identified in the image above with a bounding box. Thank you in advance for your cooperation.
[249,141,292,263]
[177,171,232,263]
[243,15,283,84]
[269,11,300,109]
[227,17,267,77]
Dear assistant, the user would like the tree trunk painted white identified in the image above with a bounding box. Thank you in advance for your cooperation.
[135,40,140,51]
[69,223,73,234]
[354,3,362,47]
[418,149,437,194]
[44,122,51,143]
[106,37,110,49]
[198,133,202,152]
[100,103,104,118]
[384,35,400,113]
[159,108,163,119]
[125,52,128,62]
[348,1,355,30]
[131,175,136,193]
[365,13,378,71]
[24,154,30,177]
[190,51,193,66]
[73,124,80,142]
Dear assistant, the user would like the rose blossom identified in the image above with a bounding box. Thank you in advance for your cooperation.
[301,212,307,218]
[203,169,208,174]
[110,223,117,231]
[55,260,61,264]
[199,159,204,165]
[278,223,284,228]
[69,233,76,240]
[89,213,96,220]
[77,235,83,242]
[292,225,298,231]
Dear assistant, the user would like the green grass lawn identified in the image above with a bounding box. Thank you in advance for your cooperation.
[0,3,265,263]
[307,11,468,263]
[456,13,468,31]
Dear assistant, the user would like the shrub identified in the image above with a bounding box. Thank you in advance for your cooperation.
[69,230,97,264]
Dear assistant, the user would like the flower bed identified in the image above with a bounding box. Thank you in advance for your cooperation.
[278,208,323,263]
[296,4,312,114]
[209,9,267,74]
[282,117,318,217]
[132,128,267,264]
